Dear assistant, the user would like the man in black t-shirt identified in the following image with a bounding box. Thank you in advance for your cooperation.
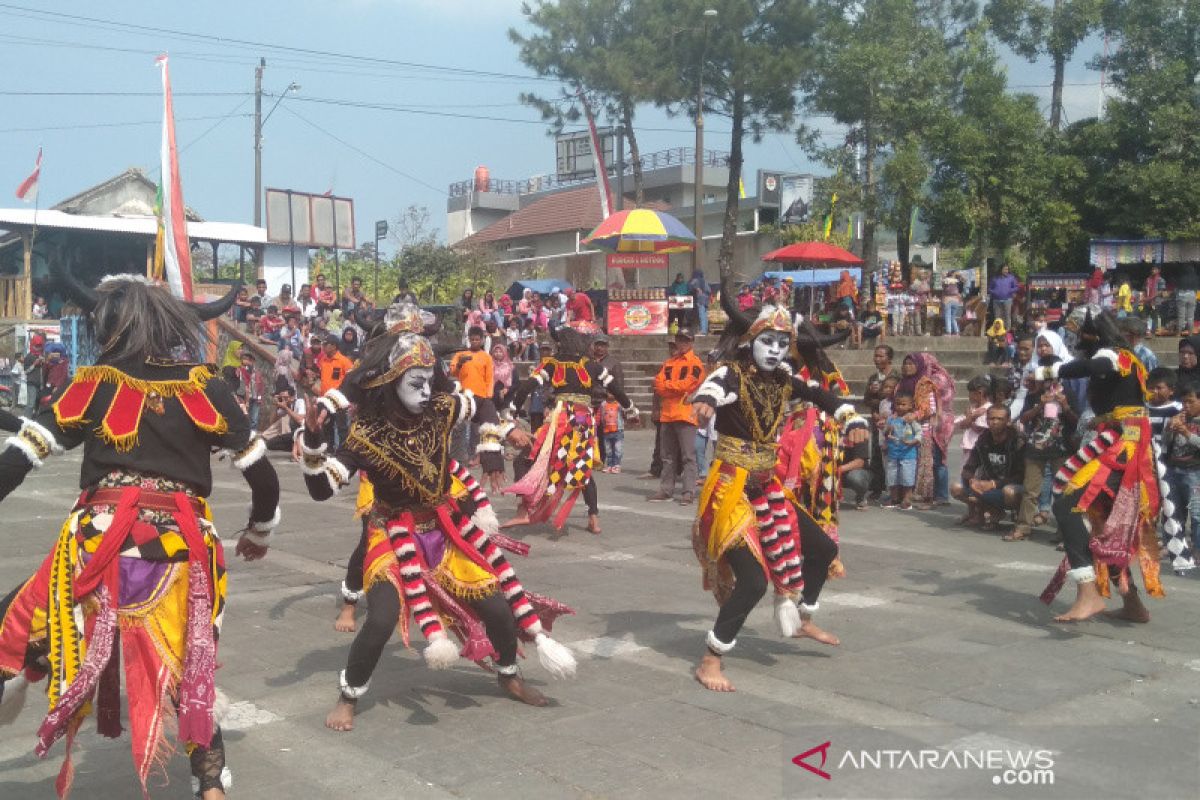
[839,430,871,509]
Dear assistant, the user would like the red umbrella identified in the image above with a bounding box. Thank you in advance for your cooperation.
[761,241,863,264]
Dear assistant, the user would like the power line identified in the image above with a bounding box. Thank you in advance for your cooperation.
[0,90,249,97]
[0,113,252,134]
[180,97,252,154]
[280,104,446,196]
[0,2,552,83]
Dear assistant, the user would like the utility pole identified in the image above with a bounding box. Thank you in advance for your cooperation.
[253,58,265,227]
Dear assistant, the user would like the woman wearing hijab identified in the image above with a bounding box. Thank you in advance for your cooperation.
[339,326,360,359]
[517,288,534,319]
[898,353,954,507]
[274,348,298,394]
[834,270,858,310]
[491,342,514,398]
[1008,330,1079,540]
[221,340,244,370]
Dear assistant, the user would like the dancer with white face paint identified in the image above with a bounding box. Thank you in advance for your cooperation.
[297,320,576,733]
[689,289,864,692]
[395,366,433,414]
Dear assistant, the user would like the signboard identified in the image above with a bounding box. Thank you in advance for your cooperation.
[667,295,694,310]
[265,188,356,249]
[779,174,814,224]
[375,219,388,239]
[555,128,616,182]
[609,300,668,335]
[758,170,782,207]
[606,253,668,270]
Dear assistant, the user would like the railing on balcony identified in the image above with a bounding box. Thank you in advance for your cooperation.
[448,147,731,198]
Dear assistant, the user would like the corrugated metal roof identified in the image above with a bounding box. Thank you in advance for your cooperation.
[0,208,267,244]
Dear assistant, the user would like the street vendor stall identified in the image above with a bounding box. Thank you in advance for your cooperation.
[582,208,697,336]
[1027,273,1087,325]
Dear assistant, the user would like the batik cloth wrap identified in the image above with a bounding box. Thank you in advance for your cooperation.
[0,472,225,799]
[504,393,597,529]
[1040,408,1169,603]
[359,460,572,664]
[693,436,806,605]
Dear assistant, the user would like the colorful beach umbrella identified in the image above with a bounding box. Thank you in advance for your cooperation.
[583,208,696,254]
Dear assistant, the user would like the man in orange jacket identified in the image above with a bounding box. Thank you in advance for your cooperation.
[649,328,705,504]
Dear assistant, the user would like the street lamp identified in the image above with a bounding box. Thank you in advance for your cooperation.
[693,8,717,275]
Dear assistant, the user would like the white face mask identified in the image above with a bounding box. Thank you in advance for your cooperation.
[395,367,434,415]
[752,330,791,371]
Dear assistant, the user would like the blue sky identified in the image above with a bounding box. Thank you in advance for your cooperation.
[0,1,1106,252]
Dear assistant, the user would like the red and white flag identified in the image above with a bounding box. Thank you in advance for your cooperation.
[155,54,193,300]
[15,148,41,203]
[578,91,613,220]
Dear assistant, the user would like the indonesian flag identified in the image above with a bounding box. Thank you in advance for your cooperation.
[15,148,41,202]
[154,54,193,300]
[578,90,613,220]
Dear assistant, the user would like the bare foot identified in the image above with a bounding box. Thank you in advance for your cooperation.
[498,674,549,706]
[325,697,356,732]
[793,620,840,646]
[694,652,734,692]
[1053,584,1108,622]
[334,603,357,633]
[201,789,225,800]
[501,515,531,529]
[1104,592,1150,623]
[586,514,601,534]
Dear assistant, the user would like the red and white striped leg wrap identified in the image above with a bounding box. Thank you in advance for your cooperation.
[752,487,804,590]
[386,520,446,642]
[1054,430,1116,494]
[456,516,544,636]
[449,459,492,514]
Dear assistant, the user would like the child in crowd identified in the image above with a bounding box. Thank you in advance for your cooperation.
[955,375,993,461]
[599,391,626,474]
[884,392,922,510]
[505,316,522,357]
[520,318,540,361]
[1162,386,1200,566]
[1147,368,1181,443]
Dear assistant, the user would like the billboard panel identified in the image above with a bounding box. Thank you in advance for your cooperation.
[779,175,814,225]
[556,129,616,182]
[265,188,356,249]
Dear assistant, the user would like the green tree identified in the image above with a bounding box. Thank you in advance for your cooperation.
[923,30,1082,270]
[646,0,816,281]
[511,0,657,204]
[985,0,1103,131]
[1060,0,1200,238]
[799,0,970,272]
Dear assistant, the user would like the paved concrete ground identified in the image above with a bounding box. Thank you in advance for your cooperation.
[1,428,1198,799]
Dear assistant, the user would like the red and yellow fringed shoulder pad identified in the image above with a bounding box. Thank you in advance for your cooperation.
[1115,348,1152,402]
[53,364,227,452]
[545,357,591,389]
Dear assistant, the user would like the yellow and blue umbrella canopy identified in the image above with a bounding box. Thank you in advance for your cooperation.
[583,208,696,254]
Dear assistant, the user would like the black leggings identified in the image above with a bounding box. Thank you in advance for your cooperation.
[343,582,517,691]
[1052,471,1131,582]
[583,477,598,515]
[189,727,226,793]
[710,510,839,645]
[343,521,369,599]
